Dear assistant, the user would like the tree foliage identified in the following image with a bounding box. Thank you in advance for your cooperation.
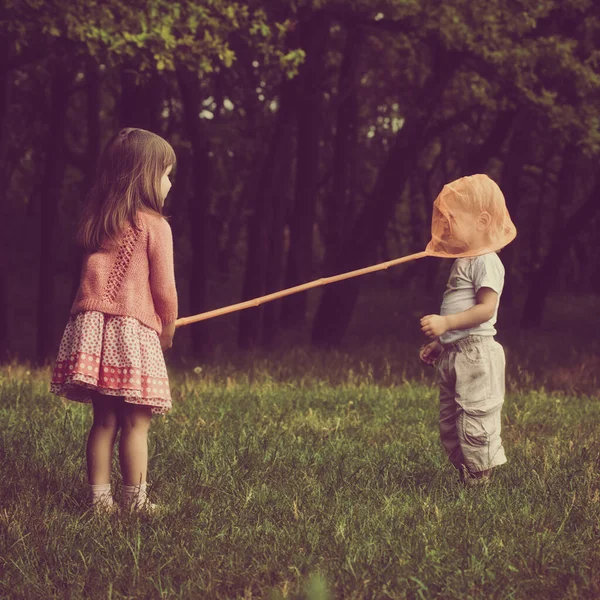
[1,0,599,360]
[1,0,304,76]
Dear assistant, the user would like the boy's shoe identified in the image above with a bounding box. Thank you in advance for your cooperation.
[464,475,491,487]
[460,464,492,487]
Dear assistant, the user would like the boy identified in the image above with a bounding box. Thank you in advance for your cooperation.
[419,174,513,485]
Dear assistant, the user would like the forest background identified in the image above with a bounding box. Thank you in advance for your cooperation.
[1,0,599,366]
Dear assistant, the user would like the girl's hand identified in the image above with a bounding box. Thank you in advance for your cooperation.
[159,321,176,351]
[420,314,449,339]
[419,340,443,366]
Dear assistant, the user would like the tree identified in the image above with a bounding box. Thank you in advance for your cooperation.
[280,11,331,327]
[1,0,301,361]
[521,156,600,328]
[1,0,599,359]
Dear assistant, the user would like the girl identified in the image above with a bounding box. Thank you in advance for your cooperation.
[51,128,178,512]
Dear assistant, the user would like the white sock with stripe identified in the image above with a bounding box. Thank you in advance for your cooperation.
[91,483,114,507]
[122,482,148,508]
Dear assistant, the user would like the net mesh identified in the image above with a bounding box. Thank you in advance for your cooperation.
[425,174,516,258]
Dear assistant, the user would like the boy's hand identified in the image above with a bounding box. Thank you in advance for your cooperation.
[420,314,449,339]
[159,321,176,351]
[419,339,443,366]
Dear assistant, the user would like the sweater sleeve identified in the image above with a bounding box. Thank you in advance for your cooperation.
[147,217,178,326]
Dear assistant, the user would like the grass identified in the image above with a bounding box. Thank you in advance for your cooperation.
[1,333,600,599]
[2,284,599,598]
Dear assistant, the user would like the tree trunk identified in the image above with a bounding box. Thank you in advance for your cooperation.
[237,77,296,348]
[322,26,361,274]
[71,58,101,302]
[383,177,423,292]
[219,152,261,277]
[527,148,555,275]
[0,274,8,362]
[311,49,459,346]
[262,139,295,346]
[497,108,536,307]
[280,14,330,327]
[120,68,164,132]
[521,177,600,328]
[420,166,442,295]
[463,110,516,174]
[177,67,212,357]
[571,238,587,293]
[0,60,12,360]
[0,60,12,207]
[36,66,71,364]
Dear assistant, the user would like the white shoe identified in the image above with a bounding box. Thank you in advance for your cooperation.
[120,497,160,514]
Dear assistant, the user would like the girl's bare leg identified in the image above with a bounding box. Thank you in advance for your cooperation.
[118,402,152,486]
[87,392,120,485]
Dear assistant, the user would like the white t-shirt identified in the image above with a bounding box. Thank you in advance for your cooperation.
[439,253,505,345]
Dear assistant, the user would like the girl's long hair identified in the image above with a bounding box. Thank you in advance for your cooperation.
[76,128,176,252]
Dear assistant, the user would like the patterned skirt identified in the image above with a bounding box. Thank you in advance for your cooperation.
[50,311,172,415]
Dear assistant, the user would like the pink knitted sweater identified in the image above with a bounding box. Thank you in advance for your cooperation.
[71,210,178,334]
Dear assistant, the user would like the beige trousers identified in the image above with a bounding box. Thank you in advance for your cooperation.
[435,335,507,473]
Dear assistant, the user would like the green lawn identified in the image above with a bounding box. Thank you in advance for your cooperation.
[1,339,599,599]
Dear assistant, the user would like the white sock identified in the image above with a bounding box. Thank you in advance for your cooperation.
[122,482,148,508]
[91,483,113,507]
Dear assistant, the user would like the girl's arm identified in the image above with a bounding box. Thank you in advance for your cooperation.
[159,322,175,350]
[420,288,498,339]
[148,217,178,329]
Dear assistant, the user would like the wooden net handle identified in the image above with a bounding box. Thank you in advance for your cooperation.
[175,251,429,328]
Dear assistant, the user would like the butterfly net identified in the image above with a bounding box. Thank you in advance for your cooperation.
[176,173,516,327]
[425,174,516,258]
